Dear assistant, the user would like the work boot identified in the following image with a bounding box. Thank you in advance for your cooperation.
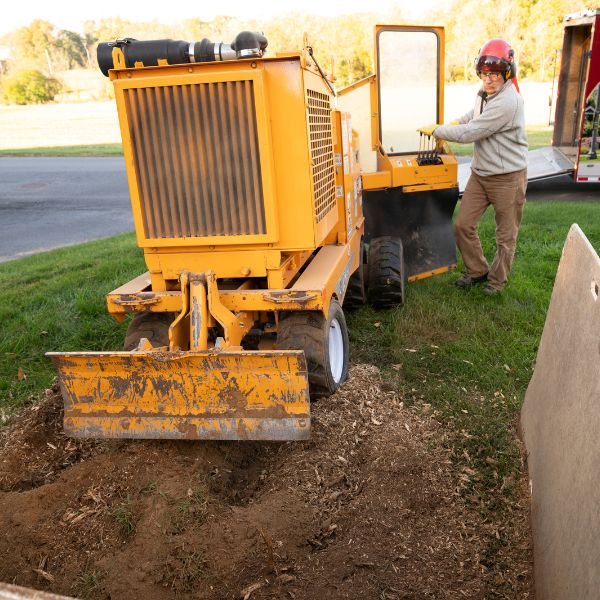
[482,284,501,296]
[454,272,488,288]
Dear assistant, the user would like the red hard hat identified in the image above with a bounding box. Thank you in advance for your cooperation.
[475,39,516,80]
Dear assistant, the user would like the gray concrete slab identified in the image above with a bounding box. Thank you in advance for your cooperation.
[521,224,600,600]
[0,157,132,262]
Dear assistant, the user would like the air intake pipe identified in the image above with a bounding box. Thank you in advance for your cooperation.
[97,31,268,76]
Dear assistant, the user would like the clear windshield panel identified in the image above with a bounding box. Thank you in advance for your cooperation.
[378,30,439,154]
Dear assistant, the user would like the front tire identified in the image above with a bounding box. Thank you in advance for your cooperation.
[367,236,407,309]
[276,300,349,398]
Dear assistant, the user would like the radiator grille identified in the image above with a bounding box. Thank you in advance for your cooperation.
[307,90,336,223]
[123,81,266,239]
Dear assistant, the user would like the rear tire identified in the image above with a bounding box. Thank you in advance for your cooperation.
[367,236,407,309]
[276,300,349,398]
[123,312,174,351]
[343,239,368,310]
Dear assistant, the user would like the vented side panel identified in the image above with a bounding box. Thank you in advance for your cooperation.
[307,90,336,223]
[124,81,266,239]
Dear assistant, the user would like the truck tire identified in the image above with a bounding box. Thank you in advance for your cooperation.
[276,300,349,398]
[123,312,174,351]
[343,240,368,310]
[367,236,406,308]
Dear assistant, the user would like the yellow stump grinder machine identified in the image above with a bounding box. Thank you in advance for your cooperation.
[48,26,458,441]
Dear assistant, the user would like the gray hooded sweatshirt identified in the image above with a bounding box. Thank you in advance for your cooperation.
[434,80,527,177]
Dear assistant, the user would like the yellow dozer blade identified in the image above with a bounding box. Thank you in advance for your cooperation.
[47,350,310,441]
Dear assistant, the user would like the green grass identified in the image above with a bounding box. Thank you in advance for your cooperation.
[0,144,123,157]
[0,128,551,158]
[1,202,599,504]
[169,484,209,535]
[348,201,600,505]
[112,495,137,539]
[71,569,106,600]
[0,233,144,414]
[526,124,554,149]
[448,124,552,157]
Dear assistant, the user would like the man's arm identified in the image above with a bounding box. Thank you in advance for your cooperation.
[435,99,516,143]
[457,109,473,124]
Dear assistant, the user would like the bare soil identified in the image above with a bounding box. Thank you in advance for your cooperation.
[0,365,532,599]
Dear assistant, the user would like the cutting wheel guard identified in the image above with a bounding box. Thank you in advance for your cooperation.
[363,187,458,278]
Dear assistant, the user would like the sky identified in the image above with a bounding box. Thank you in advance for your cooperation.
[0,0,451,36]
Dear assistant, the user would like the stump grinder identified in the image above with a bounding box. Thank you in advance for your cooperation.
[48,26,458,441]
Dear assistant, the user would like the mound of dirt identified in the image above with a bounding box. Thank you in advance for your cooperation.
[0,366,532,599]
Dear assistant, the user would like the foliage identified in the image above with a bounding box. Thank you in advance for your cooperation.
[6,20,88,74]
[0,1,590,97]
[442,0,584,82]
[55,29,87,69]
[11,19,54,64]
[3,69,61,104]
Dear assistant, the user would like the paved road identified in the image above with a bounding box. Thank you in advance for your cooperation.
[0,157,598,263]
[0,157,132,262]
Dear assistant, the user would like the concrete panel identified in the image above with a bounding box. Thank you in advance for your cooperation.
[521,224,600,600]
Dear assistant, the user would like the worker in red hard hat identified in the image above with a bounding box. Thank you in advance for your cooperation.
[418,39,527,296]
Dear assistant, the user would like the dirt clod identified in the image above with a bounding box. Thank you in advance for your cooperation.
[0,365,532,599]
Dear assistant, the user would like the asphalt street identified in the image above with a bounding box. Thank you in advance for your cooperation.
[0,157,598,263]
[0,157,132,262]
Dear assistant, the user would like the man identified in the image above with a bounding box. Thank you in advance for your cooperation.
[418,39,528,295]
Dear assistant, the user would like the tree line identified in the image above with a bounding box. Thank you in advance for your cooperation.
[0,0,586,104]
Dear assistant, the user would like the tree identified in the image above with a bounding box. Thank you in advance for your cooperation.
[11,20,54,65]
[55,30,87,69]
[442,0,586,81]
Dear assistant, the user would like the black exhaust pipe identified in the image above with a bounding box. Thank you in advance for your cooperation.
[97,31,268,76]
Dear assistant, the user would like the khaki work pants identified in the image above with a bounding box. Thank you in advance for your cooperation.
[455,169,527,290]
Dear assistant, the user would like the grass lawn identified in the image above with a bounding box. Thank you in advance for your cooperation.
[449,124,552,156]
[0,143,123,157]
[0,129,550,158]
[1,201,599,500]
[0,234,144,418]
[348,200,600,501]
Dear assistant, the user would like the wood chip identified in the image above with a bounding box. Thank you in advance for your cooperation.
[240,582,263,599]
[33,568,55,583]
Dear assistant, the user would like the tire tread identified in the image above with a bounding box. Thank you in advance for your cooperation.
[368,236,406,309]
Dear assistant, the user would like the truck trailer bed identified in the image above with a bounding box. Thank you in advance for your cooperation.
[458,146,577,195]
